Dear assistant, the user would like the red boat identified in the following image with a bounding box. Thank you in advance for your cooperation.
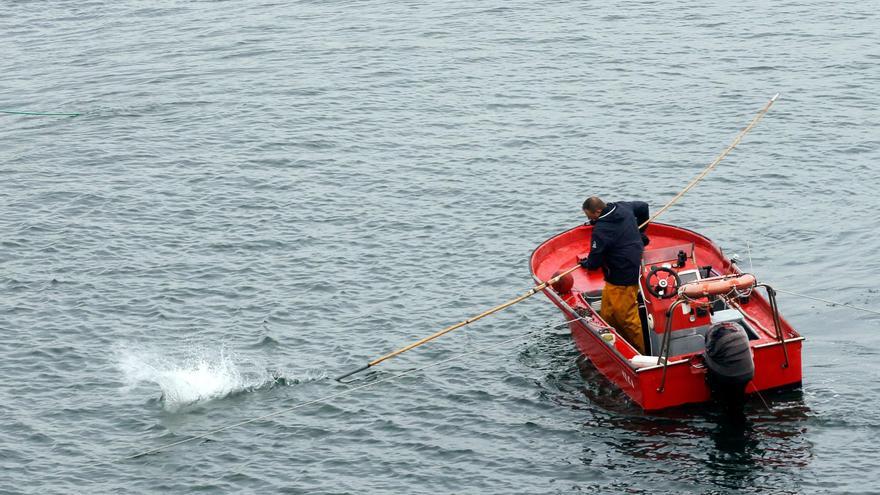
[530,222,804,411]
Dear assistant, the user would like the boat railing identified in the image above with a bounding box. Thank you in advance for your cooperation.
[755,283,790,369]
[656,298,689,393]
[655,279,789,393]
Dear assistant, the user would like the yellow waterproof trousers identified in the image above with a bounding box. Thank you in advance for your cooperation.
[600,282,645,354]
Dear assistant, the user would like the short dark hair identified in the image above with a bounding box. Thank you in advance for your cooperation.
[582,196,605,212]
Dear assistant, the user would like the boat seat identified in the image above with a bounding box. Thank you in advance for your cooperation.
[580,290,603,313]
[648,327,708,357]
[667,332,707,357]
[647,313,762,357]
[710,309,760,340]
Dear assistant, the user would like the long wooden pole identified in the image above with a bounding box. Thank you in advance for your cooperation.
[335,264,580,381]
[641,93,779,228]
[336,94,780,381]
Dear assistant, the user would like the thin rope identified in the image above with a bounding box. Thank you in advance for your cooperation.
[1,109,81,117]
[773,288,880,316]
[6,111,83,168]
[749,382,773,413]
[90,317,581,467]
[747,240,754,272]
[640,94,779,228]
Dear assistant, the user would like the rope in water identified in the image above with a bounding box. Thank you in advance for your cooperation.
[5,109,83,170]
[91,317,580,466]
[748,382,773,413]
[1,109,81,117]
[774,288,880,316]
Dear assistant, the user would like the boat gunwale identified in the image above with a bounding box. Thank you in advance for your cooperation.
[536,277,639,372]
[528,221,720,277]
[631,336,808,373]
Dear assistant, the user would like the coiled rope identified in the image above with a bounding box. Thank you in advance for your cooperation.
[92,317,581,466]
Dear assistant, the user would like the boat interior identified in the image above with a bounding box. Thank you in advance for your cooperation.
[532,223,799,362]
[581,242,760,358]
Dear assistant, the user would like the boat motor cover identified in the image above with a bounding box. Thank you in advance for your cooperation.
[703,322,755,384]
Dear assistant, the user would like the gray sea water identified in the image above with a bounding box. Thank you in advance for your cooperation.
[2,1,879,493]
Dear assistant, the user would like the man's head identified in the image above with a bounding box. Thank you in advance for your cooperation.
[582,196,606,223]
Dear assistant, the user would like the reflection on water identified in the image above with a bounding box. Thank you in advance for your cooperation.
[541,353,813,493]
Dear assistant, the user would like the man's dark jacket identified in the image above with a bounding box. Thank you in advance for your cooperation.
[583,201,649,286]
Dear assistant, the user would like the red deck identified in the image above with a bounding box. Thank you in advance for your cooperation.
[530,222,803,410]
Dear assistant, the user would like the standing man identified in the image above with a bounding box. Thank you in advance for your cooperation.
[579,197,651,353]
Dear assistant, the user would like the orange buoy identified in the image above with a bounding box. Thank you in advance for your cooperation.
[551,270,574,295]
[680,274,756,298]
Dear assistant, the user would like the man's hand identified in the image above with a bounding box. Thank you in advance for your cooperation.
[641,233,651,246]
[578,258,591,269]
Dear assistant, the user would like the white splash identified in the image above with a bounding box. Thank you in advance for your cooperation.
[117,345,276,411]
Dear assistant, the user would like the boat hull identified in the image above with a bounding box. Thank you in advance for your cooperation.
[533,222,804,411]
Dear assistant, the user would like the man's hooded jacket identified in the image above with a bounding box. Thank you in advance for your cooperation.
[583,201,649,286]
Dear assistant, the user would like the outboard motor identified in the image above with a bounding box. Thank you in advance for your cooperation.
[704,322,755,420]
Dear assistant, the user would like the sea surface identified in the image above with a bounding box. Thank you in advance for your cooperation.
[2,1,879,493]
